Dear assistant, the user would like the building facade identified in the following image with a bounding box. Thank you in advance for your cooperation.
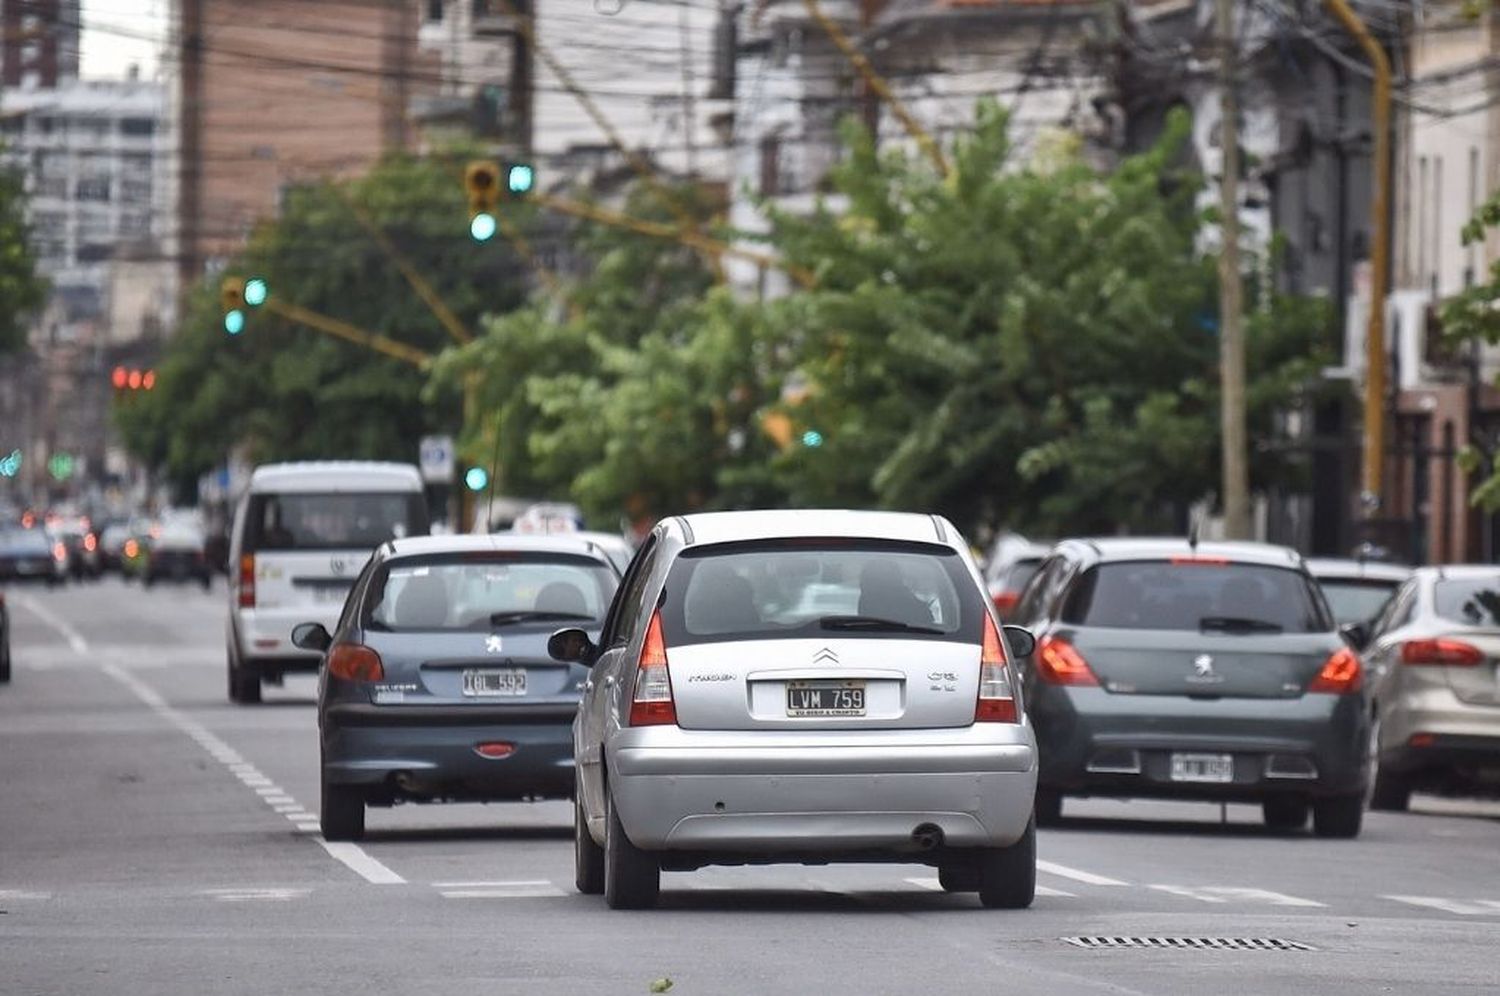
[0,0,80,89]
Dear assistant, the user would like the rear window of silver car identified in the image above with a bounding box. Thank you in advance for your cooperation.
[1433,578,1500,626]
[1061,561,1329,633]
[245,492,427,552]
[365,553,617,631]
[660,541,985,645]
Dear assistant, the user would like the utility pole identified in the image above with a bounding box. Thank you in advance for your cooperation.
[1216,0,1251,540]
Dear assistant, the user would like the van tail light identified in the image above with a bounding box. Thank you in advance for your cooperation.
[629,609,677,727]
[52,542,67,563]
[991,590,1021,616]
[975,615,1019,722]
[1309,647,1363,694]
[1035,635,1100,686]
[1401,639,1484,667]
[238,554,256,608]
[327,643,384,682]
[83,533,97,553]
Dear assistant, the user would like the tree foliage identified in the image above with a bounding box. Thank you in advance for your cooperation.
[0,162,46,352]
[1442,188,1500,509]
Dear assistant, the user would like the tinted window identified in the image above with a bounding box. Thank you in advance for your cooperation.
[661,541,983,645]
[1433,577,1500,627]
[1062,561,1328,633]
[246,493,427,552]
[1318,579,1400,627]
[365,553,617,632]
[1001,558,1042,593]
[603,537,659,648]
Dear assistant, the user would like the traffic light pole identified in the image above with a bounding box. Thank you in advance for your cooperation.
[262,298,433,369]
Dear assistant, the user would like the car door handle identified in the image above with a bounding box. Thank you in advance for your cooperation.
[583,679,594,692]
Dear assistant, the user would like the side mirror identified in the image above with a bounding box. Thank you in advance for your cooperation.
[1002,624,1036,660]
[291,622,333,653]
[1339,621,1370,651]
[548,627,598,666]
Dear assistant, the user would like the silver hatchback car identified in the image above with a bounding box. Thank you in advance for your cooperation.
[548,510,1040,910]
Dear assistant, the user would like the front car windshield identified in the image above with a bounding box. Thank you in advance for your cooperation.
[1062,560,1329,633]
[661,541,983,645]
[365,553,617,631]
[1434,577,1500,627]
[1318,579,1400,627]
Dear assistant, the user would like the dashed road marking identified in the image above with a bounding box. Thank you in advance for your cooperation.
[436,880,566,899]
[1384,895,1500,916]
[1149,885,1324,907]
[903,876,1076,898]
[201,888,311,903]
[0,890,52,901]
[1037,860,1128,887]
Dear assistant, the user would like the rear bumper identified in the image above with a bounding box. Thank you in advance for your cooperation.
[1032,687,1368,800]
[606,726,1038,852]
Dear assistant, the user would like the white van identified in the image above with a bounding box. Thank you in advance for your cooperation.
[226,461,428,703]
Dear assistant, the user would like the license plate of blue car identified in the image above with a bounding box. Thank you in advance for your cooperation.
[462,668,527,697]
[786,680,866,717]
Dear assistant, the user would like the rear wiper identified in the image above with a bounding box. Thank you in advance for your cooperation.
[1199,616,1283,634]
[818,615,944,635]
[489,610,595,627]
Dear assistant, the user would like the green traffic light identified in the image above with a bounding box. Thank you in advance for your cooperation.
[507,164,534,195]
[0,449,21,478]
[224,309,246,335]
[801,430,824,448]
[243,278,268,307]
[465,467,490,491]
[470,213,497,242]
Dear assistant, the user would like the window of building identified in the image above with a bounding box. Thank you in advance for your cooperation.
[120,118,155,137]
[120,179,151,204]
[76,177,111,202]
[36,177,67,199]
[426,0,444,20]
[759,133,782,197]
[31,212,66,236]
[1417,156,1428,286]
[76,244,113,263]
[1433,155,1443,296]
[0,115,21,137]
[119,213,151,236]
[120,152,152,174]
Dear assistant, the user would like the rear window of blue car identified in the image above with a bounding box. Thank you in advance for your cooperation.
[1061,561,1330,633]
[364,553,618,632]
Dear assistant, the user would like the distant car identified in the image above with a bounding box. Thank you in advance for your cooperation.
[98,522,132,573]
[1365,566,1500,811]
[50,519,101,580]
[295,533,621,841]
[143,523,213,589]
[552,510,1039,910]
[1306,558,1411,641]
[118,518,156,581]
[985,542,1048,618]
[0,529,66,587]
[567,530,635,574]
[1013,538,1369,838]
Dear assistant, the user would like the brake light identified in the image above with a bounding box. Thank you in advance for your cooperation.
[326,643,384,682]
[238,554,256,608]
[1309,646,1363,694]
[628,609,677,727]
[1035,635,1100,686]
[52,542,66,563]
[975,615,1019,722]
[1401,639,1484,667]
[83,533,97,552]
[991,590,1021,615]
[124,538,139,558]
[1169,556,1230,565]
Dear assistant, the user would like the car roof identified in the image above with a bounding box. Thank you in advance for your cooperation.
[1304,558,1412,582]
[249,461,422,493]
[1060,536,1304,568]
[1411,564,1500,582]
[385,533,613,562]
[674,509,957,548]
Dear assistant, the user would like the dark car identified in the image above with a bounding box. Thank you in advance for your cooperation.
[142,523,213,589]
[1306,558,1411,642]
[294,533,621,841]
[1012,538,1369,838]
[0,529,66,586]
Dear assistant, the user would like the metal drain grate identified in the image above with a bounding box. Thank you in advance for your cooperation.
[1063,937,1316,952]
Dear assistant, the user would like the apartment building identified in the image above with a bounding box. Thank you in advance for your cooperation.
[1,0,80,89]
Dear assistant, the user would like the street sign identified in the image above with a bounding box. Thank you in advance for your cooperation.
[419,435,455,484]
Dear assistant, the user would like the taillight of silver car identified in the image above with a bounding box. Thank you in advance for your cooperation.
[975,615,1019,722]
[1400,639,1484,667]
[629,609,678,727]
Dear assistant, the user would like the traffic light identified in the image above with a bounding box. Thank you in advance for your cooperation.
[504,161,535,198]
[0,449,21,478]
[112,367,156,392]
[221,277,246,335]
[243,277,269,308]
[465,161,500,242]
[801,429,824,448]
[47,452,75,482]
[464,466,490,492]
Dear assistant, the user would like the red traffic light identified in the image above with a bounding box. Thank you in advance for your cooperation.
[143,370,156,390]
[127,370,143,390]
[112,366,128,389]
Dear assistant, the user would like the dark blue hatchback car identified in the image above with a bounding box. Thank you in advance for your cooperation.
[294,534,621,840]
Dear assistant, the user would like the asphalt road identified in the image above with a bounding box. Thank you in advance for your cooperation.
[3,579,1500,995]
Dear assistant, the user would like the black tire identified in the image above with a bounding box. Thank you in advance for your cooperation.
[977,818,1036,909]
[575,794,605,895]
[1369,764,1412,812]
[142,573,155,588]
[200,575,212,592]
[0,637,11,684]
[1262,796,1310,831]
[227,654,261,704]
[321,776,365,841]
[1034,788,1063,827]
[603,784,659,909]
[938,865,980,893]
[1312,793,1364,839]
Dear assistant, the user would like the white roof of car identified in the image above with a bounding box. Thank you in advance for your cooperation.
[1305,558,1412,583]
[249,461,422,494]
[386,533,614,561]
[677,509,957,547]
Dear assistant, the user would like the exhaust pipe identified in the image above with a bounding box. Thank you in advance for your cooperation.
[911,823,944,851]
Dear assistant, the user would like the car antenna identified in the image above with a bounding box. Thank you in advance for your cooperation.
[1187,514,1200,553]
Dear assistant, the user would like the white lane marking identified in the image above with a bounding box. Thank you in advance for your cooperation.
[1037,860,1129,887]
[903,877,1074,898]
[12,594,90,654]
[439,885,567,899]
[1150,884,1226,903]
[1385,896,1500,916]
[201,888,310,903]
[321,842,405,885]
[1149,885,1324,907]
[0,890,52,900]
[254,787,284,796]
[1036,885,1076,898]
[432,880,554,888]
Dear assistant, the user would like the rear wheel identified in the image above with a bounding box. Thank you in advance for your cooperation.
[1262,796,1310,831]
[575,794,605,895]
[1312,793,1364,838]
[320,776,365,841]
[603,784,659,909]
[1033,789,1063,827]
[938,865,979,893]
[1369,764,1412,812]
[0,635,11,683]
[977,818,1036,909]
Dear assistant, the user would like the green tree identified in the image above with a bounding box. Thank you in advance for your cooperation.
[116,153,529,495]
[0,161,46,352]
[1442,190,1500,508]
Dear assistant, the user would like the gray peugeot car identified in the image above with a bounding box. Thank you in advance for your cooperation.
[294,533,620,840]
[1012,538,1369,837]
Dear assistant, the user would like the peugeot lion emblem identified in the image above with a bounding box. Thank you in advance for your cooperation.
[485,635,504,654]
[1193,654,1215,677]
